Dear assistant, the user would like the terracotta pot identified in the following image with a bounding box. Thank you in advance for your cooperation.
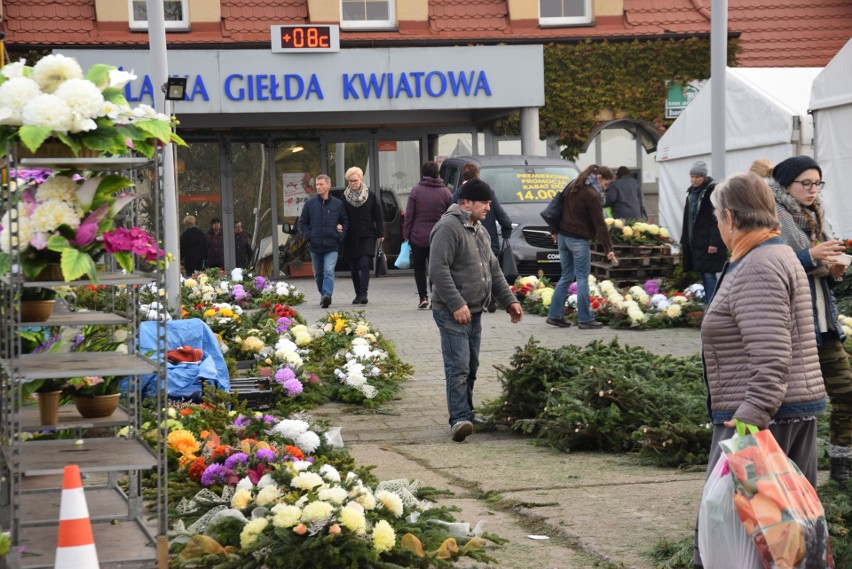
[74,393,120,418]
[286,262,313,278]
[20,300,55,322]
[37,391,62,425]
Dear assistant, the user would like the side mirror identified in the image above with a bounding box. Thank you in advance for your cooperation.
[282,222,298,235]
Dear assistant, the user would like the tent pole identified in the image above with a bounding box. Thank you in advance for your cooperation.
[711,0,728,180]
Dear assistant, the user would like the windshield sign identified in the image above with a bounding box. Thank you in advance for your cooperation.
[480,166,577,203]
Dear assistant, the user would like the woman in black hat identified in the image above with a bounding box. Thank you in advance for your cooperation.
[772,154,852,483]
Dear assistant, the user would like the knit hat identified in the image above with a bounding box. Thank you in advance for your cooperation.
[689,161,708,177]
[772,155,822,189]
[458,179,492,202]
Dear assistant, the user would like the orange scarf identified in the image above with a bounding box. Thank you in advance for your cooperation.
[730,229,780,262]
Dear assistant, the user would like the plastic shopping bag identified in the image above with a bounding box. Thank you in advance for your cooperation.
[698,456,762,569]
[395,240,411,269]
[720,424,834,569]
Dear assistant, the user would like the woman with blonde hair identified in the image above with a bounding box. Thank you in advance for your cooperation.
[693,171,826,567]
[340,166,384,304]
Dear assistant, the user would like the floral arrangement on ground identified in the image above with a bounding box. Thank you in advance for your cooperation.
[511,275,705,328]
[137,393,496,568]
[604,218,672,245]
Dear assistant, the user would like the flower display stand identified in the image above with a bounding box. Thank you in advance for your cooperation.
[0,148,168,568]
[590,242,680,285]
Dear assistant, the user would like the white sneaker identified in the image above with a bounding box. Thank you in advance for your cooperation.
[451,420,473,442]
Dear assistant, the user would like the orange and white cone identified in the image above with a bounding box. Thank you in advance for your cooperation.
[55,464,100,568]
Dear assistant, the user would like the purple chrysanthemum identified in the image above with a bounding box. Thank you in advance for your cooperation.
[643,280,660,295]
[568,282,578,295]
[263,414,277,424]
[233,284,246,301]
[254,276,267,291]
[200,463,231,486]
[224,452,249,469]
[274,367,296,385]
[276,317,292,333]
[256,448,276,462]
[233,414,250,428]
[283,377,303,397]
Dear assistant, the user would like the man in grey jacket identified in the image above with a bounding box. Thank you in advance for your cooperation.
[429,179,523,442]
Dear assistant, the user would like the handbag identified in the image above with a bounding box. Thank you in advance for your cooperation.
[540,184,568,230]
[395,240,412,269]
[500,238,518,278]
[375,242,388,277]
[720,422,835,569]
[697,456,762,569]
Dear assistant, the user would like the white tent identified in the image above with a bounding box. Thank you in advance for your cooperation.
[656,67,821,241]
[810,38,852,239]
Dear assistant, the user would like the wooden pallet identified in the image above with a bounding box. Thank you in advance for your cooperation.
[230,377,275,410]
[592,250,680,267]
[594,242,673,256]
[590,261,675,283]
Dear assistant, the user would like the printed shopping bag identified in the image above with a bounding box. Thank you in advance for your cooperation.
[698,456,762,569]
[395,240,412,269]
[720,422,834,569]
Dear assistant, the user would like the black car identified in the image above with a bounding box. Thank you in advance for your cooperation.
[439,155,580,278]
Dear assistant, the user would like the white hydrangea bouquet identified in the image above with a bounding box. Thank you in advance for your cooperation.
[0,53,185,157]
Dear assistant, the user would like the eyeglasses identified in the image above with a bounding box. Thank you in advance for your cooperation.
[793,179,825,190]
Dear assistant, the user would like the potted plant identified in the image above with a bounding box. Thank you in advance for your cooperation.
[0,172,163,282]
[0,54,185,158]
[19,286,57,322]
[65,375,123,418]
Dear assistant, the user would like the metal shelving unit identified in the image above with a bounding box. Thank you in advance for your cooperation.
[0,148,168,568]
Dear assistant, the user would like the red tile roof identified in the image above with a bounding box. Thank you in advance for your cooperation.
[2,0,850,67]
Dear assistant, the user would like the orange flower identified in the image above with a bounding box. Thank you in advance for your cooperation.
[211,445,231,460]
[199,430,209,440]
[188,457,207,482]
[178,454,197,469]
[284,445,304,461]
[180,408,193,416]
[168,430,200,456]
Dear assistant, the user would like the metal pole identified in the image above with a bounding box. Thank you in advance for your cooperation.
[146,0,181,316]
[710,0,728,180]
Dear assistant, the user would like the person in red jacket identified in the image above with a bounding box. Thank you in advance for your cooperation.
[403,161,453,309]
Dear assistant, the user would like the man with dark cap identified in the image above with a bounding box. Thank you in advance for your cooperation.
[771,155,852,483]
[680,160,727,304]
[429,179,523,443]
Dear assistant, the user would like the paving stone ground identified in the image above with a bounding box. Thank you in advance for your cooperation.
[297,272,705,569]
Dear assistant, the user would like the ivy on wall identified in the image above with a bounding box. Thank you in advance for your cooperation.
[493,37,740,160]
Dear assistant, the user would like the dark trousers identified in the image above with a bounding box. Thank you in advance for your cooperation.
[411,243,430,299]
[350,254,371,297]
[819,332,852,449]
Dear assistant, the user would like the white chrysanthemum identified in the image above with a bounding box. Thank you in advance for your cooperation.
[665,304,683,318]
[231,268,244,282]
[353,490,376,510]
[0,78,42,125]
[255,485,282,507]
[55,78,104,123]
[184,278,198,288]
[355,323,371,336]
[319,464,341,483]
[236,476,254,492]
[291,460,312,472]
[31,54,83,93]
[301,500,333,523]
[256,474,275,489]
[0,208,34,254]
[231,488,252,509]
[31,200,80,233]
[271,504,302,528]
[671,295,688,305]
[290,472,324,491]
[22,93,73,132]
[35,177,78,203]
[1,60,27,79]
[372,519,396,553]
[375,490,404,517]
[271,418,309,439]
[295,431,321,454]
[318,486,348,505]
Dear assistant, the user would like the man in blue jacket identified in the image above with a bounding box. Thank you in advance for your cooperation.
[299,174,348,308]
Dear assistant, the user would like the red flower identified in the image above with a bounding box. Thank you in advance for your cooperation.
[187,457,207,482]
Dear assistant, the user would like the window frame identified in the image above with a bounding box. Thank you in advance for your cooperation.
[129,0,190,32]
[339,0,396,31]
[538,0,593,28]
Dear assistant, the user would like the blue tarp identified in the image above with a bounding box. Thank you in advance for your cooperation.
[133,319,230,399]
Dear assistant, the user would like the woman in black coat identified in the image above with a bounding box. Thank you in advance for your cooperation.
[680,161,727,304]
[341,167,384,305]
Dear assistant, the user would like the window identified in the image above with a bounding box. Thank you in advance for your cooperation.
[539,0,592,26]
[340,0,395,30]
[129,0,189,31]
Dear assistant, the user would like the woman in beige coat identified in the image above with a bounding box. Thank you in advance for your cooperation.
[693,172,827,568]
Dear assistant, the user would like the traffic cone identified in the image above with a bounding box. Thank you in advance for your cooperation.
[55,464,100,568]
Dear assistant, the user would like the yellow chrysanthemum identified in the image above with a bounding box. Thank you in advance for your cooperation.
[338,504,367,535]
[167,430,200,456]
[334,318,347,332]
[203,309,216,318]
[372,519,396,553]
[271,504,302,528]
[239,518,268,549]
[231,488,252,509]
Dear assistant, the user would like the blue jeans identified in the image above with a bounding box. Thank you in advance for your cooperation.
[432,310,481,426]
[547,235,592,323]
[310,251,338,297]
[700,272,718,305]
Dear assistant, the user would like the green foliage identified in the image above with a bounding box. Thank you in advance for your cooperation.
[493,38,740,160]
[485,338,711,467]
[647,536,694,569]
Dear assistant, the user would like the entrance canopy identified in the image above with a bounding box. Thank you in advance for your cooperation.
[656,67,821,240]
